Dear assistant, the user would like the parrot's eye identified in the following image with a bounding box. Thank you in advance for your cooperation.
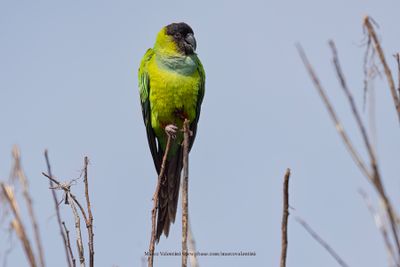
[174,33,181,38]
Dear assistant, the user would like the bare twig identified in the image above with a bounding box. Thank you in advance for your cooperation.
[69,193,85,267]
[296,217,350,267]
[83,157,94,267]
[148,135,172,267]
[280,168,291,267]
[11,146,45,267]
[297,44,372,180]
[62,221,76,267]
[363,16,400,123]
[41,172,89,225]
[44,150,73,267]
[359,189,399,266]
[329,40,400,256]
[330,41,377,172]
[396,53,400,106]
[182,119,190,267]
[42,157,95,267]
[1,183,37,267]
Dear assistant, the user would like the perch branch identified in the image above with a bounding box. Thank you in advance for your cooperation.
[280,168,291,267]
[148,135,172,267]
[182,119,190,267]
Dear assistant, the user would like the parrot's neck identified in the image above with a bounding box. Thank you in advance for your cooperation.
[155,53,197,76]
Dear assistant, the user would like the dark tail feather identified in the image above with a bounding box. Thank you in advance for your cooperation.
[155,147,183,242]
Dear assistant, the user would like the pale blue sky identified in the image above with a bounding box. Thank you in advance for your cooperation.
[1,1,400,266]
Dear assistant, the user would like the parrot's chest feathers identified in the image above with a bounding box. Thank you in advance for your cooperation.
[149,54,199,127]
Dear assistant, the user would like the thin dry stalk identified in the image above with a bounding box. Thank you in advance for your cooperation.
[329,40,400,256]
[42,158,94,267]
[359,190,399,267]
[296,217,350,267]
[329,41,377,171]
[41,171,88,223]
[11,146,45,267]
[297,44,371,180]
[396,53,400,109]
[69,193,85,267]
[363,16,400,123]
[1,183,37,267]
[62,221,77,267]
[83,157,94,267]
[280,168,291,267]
[148,135,172,267]
[182,119,190,267]
[44,150,73,267]
[188,222,199,267]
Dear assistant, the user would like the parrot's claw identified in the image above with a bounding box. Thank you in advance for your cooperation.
[165,124,178,139]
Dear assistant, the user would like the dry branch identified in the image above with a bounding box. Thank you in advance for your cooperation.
[363,16,400,123]
[329,41,377,170]
[69,193,85,267]
[83,157,94,267]
[11,146,45,267]
[296,217,350,267]
[359,189,399,267]
[41,172,87,267]
[148,135,172,267]
[396,53,400,98]
[299,22,400,266]
[1,183,37,267]
[42,156,95,267]
[44,150,73,267]
[280,168,291,267]
[297,44,371,180]
[182,119,190,267]
[329,39,400,257]
[62,221,77,267]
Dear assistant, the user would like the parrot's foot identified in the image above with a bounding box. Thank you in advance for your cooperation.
[165,124,178,139]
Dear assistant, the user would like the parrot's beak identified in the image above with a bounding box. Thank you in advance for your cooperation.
[184,33,197,53]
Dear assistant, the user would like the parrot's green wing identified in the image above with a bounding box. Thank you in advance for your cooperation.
[189,55,205,151]
[139,48,161,173]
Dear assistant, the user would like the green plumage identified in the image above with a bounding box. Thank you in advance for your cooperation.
[138,23,205,241]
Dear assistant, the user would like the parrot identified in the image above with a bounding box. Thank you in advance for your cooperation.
[138,22,205,242]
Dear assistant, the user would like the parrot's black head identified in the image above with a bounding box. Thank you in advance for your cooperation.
[165,22,196,55]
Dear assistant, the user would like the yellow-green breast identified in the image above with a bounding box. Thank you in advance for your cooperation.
[147,54,200,138]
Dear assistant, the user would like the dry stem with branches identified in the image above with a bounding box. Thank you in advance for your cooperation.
[298,15,400,267]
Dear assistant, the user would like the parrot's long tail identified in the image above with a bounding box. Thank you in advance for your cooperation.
[155,146,183,242]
